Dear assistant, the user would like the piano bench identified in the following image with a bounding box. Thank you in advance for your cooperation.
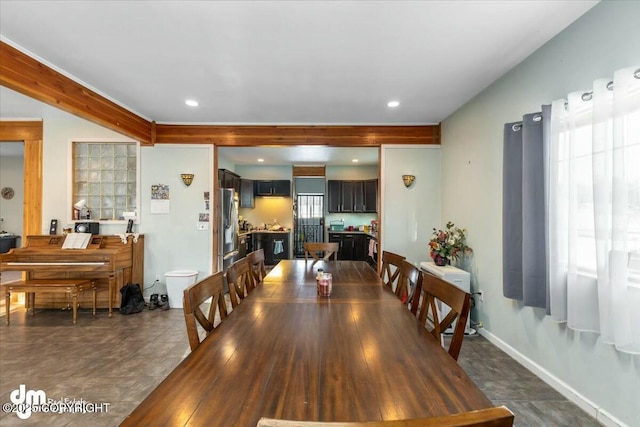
[2,279,97,325]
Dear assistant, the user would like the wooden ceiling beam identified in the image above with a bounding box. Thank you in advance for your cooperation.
[1,41,440,146]
[0,41,153,144]
[154,124,440,146]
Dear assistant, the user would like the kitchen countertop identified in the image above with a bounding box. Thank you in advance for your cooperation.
[239,230,292,236]
[328,230,377,239]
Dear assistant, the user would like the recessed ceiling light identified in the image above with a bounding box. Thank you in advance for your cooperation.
[185,99,199,107]
[352,159,359,163]
[257,158,264,163]
[387,100,400,108]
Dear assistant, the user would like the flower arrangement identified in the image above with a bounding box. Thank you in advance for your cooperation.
[428,221,472,266]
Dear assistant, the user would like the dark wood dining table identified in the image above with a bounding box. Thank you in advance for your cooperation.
[120,260,493,426]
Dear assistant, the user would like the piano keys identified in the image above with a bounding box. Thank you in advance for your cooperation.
[0,234,144,315]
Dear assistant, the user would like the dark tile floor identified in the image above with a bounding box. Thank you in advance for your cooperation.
[0,304,602,426]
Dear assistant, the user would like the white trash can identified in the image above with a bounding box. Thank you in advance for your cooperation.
[164,270,199,308]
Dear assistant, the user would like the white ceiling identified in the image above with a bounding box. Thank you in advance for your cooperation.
[0,1,598,164]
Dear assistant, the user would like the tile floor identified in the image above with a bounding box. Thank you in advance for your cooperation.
[0,302,602,426]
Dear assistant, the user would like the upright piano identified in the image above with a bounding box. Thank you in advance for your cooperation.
[0,234,144,315]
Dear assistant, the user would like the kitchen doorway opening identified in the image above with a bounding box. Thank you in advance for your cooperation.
[294,193,325,258]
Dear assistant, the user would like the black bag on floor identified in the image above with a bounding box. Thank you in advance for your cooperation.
[120,283,145,314]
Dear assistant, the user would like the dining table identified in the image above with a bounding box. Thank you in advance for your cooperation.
[120,260,493,426]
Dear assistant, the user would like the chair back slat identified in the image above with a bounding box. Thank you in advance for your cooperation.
[379,251,405,294]
[226,257,254,308]
[183,272,227,351]
[396,259,422,309]
[257,405,514,426]
[414,272,471,360]
[248,248,267,287]
[304,242,338,262]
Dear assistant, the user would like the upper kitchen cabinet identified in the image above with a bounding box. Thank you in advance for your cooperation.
[363,179,377,213]
[255,180,291,197]
[328,180,377,213]
[240,179,254,208]
[218,169,240,193]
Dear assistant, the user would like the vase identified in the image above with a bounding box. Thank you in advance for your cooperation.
[433,255,448,266]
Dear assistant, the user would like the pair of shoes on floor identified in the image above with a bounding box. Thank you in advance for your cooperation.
[149,294,170,310]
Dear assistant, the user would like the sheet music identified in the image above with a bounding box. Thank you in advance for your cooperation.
[62,233,92,249]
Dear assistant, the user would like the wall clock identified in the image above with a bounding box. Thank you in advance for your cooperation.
[1,187,15,200]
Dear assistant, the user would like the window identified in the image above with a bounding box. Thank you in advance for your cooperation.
[547,67,640,353]
[555,96,640,279]
[297,194,323,219]
[71,141,139,222]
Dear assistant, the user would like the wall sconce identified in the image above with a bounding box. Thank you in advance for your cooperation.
[181,173,194,187]
[402,174,415,188]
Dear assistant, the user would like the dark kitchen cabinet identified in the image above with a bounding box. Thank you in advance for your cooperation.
[253,232,290,265]
[363,179,378,213]
[353,233,367,260]
[240,179,254,208]
[255,180,291,197]
[328,180,354,213]
[327,181,341,213]
[329,232,367,261]
[218,169,240,193]
[327,180,378,213]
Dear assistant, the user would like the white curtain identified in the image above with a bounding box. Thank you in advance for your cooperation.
[548,65,640,354]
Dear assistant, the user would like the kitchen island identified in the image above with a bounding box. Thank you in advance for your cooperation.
[240,230,292,265]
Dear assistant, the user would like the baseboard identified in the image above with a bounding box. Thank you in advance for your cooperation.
[478,328,627,427]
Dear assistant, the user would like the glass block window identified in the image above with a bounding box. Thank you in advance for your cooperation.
[72,142,138,221]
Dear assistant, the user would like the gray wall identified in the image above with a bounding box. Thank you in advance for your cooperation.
[380,146,440,265]
[440,2,640,425]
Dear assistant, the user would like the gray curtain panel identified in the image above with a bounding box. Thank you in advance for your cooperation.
[503,121,524,300]
[541,104,551,315]
[502,110,548,309]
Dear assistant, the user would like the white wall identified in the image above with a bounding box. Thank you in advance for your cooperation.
[381,145,440,265]
[0,144,24,238]
[440,2,640,426]
[140,144,213,295]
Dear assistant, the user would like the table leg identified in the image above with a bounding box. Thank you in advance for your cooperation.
[108,276,114,317]
[72,290,78,324]
[5,289,10,325]
[29,293,35,315]
[92,285,97,316]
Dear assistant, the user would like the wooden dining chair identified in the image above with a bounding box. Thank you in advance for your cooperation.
[226,257,254,308]
[182,272,228,351]
[248,248,267,287]
[395,259,422,309]
[412,271,472,361]
[379,251,405,294]
[257,405,514,426]
[304,242,339,262]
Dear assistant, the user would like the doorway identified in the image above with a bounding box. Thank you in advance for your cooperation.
[293,177,325,258]
[294,194,324,257]
[0,142,25,264]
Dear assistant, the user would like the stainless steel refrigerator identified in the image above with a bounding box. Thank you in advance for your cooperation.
[217,188,239,275]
